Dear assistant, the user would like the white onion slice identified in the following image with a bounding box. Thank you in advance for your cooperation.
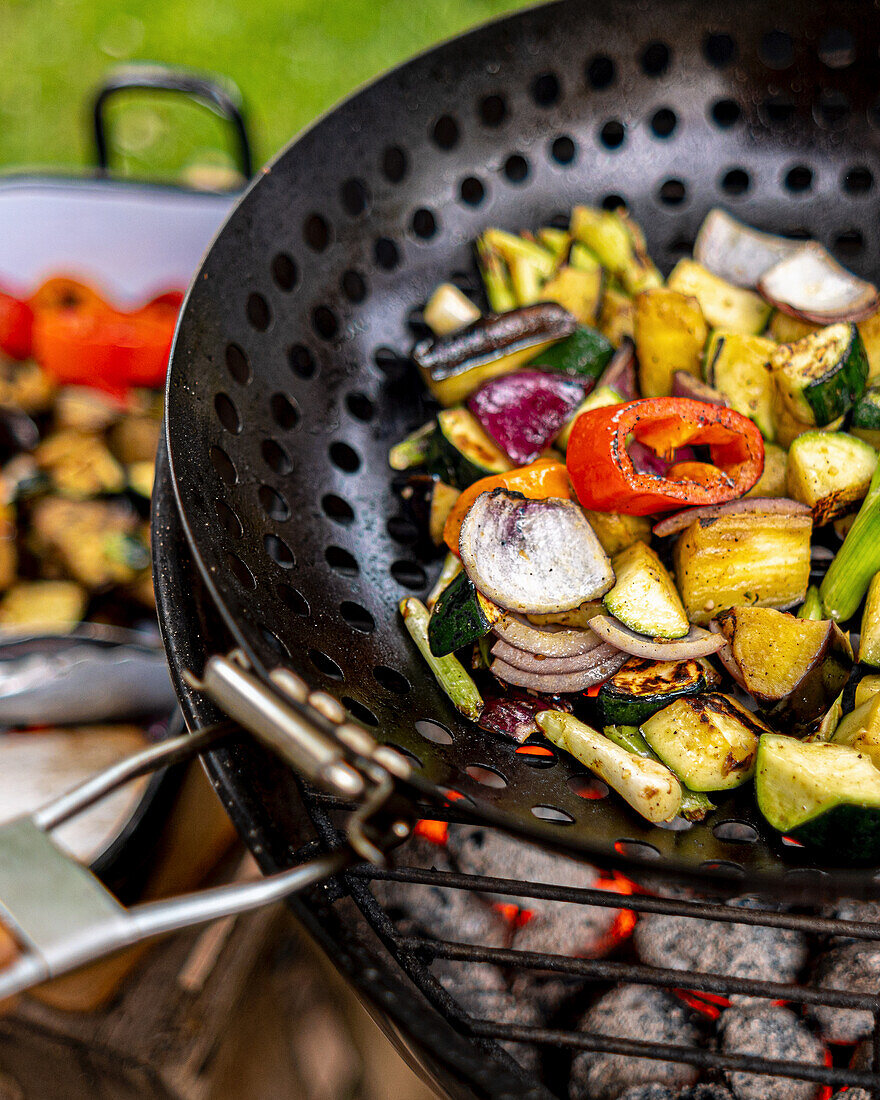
[589,615,725,659]
[652,497,811,538]
[491,647,628,693]
[490,637,620,675]
[757,242,879,324]
[694,208,804,289]
[493,612,603,658]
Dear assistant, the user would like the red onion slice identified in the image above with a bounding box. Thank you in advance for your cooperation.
[708,620,747,689]
[757,243,879,324]
[493,612,603,658]
[491,647,628,693]
[477,690,571,744]
[694,208,804,289]
[589,615,725,659]
[652,497,811,538]
[490,637,620,675]
[596,338,637,399]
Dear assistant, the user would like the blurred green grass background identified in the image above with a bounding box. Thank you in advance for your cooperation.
[0,0,534,179]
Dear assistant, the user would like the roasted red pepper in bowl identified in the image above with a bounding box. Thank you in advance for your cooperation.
[566,398,765,515]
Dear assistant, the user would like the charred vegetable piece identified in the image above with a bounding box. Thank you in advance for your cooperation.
[428,569,503,657]
[526,325,614,381]
[744,443,788,498]
[0,579,87,632]
[668,260,771,334]
[860,574,880,668]
[798,585,825,621]
[641,693,769,792]
[35,430,126,498]
[458,489,614,614]
[537,710,681,824]
[400,597,483,721]
[555,386,625,452]
[467,369,585,466]
[673,510,811,625]
[570,207,662,296]
[424,283,481,336]
[758,243,880,325]
[671,371,727,406]
[715,607,852,731]
[786,431,878,525]
[493,612,602,657]
[704,330,777,441]
[634,288,708,398]
[413,304,577,406]
[771,323,868,426]
[589,617,724,660]
[830,694,880,769]
[596,337,637,399]
[478,690,571,744]
[693,208,804,289]
[756,735,880,860]
[602,723,714,821]
[597,286,635,348]
[603,540,689,639]
[580,510,651,559]
[821,464,880,622]
[599,656,719,725]
[29,497,140,588]
[540,266,604,325]
[490,643,627,693]
[436,408,512,486]
[525,601,605,629]
[476,238,516,313]
[850,384,880,449]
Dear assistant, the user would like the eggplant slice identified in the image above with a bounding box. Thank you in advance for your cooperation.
[458,488,614,614]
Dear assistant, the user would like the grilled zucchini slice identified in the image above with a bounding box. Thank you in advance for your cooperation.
[850,384,880,449]
[831,694,880,769]
[634,288,708,398]
[599,656,717,725]
[771,323,869,426]
[641,693,769,792]
[604,541,689,639]
[428,569,502,657]
[668,260,771,334]
[527,325,614,381]
[602,723,715,820]
[704,330,777,439]
[786,431,878,525]
[436,408,512,485]
[756,734,880,860]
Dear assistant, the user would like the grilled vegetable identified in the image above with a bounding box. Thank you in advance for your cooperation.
[858,310,880,382]
[597,287,635,348]
[693,208,803,289]
[830,694,880,768]
[400,597,483,721]
[673,509,811,625]
[755,735,880,860]
[526,603,605,629]
[29,497,143,589]
[589,616,724,660]
[859,573,880,668]
[769,311,819,343]
[641,693,768,791]
[821,464,880,622]
[527,325,614,381]
[388,422,436,472]
[570,206,662,295]
[715,607,852,730]
[400,475,460,547]
[634,288,708,398]
[667,260,771,334]
[435,407,512,485]
[603,540,688,639]
[426,552,462,610]
[476,238,516,313]
[567,398,765,516]
[599,656,718,725]
[467,369,585,465]
[555,386,625,452]
[758,242,879,325]
[538,227,572,261]
[442,457,571,554]
[771,323,868,426]
[491,636,611,674]
[786,431,878,525]
[744,443,788,498]
[493,612,602,657]
[480,228,556,280]
[603,723,714,821]
[0,579,87,632]
[540,265,604,325]
[671,371,727,405]
[424,283,481,336]
[596,338,637,399]
[537,710,682,824]
[704,330,777,440]
[35,430,126,498]
[413,304,577,405]
[653,496,809,538]
[798,585,824,621]
[458,489,614,614]
[850,384,880,449]
[491,643,627,693]
[428,569,502,657]
[580,510,651,557]
[478,689,571,744]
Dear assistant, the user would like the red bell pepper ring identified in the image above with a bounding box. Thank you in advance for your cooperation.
[566,397,765,516]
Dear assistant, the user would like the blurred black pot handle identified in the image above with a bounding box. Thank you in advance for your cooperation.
[91,63,253,179]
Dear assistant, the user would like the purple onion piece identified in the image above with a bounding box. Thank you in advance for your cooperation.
[652,497,811,538]
[478,690,572,743]
[491,646,628,693]
[491,636,621,675]
[596,338,637,399]
[493,613,603,658]
[589,615,725,660]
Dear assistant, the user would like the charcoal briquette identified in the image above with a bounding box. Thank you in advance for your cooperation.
[719,1003,825,1100]
[808,942,880,1044]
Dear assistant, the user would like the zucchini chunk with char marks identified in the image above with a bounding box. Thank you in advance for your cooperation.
[634,288,708,399]
[771,323,868,426]
[389,408,511,489]
[704,330,777,440]
[850,383,880,450]
[786,431,878,525]
[756,735,880,861]
[428,569,502,658]
[604,540,689,640]
[673,508,812,626]
[458,489,614,615]
[641,693,770,792]
[715,607,852,732]
[667,259,771,334]
[599,655,720,726]
[830,694,880,769]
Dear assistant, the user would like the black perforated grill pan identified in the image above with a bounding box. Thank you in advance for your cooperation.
[164,0,880,895]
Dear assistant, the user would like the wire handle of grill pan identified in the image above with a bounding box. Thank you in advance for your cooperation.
[0,653,414,998]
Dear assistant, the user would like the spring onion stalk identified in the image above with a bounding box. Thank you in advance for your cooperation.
[603,725,714,822]
[536,711,682,824]
[400,597,483,721]
[481,228,557,278]
[388,421,435,471]
[426,552,462,610]
[820,464,880,621]
[423,283,481,337]
[797,585,825,620]
[475,239,516,313]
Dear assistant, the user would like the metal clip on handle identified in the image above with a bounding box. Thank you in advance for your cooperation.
[0,653,412,998]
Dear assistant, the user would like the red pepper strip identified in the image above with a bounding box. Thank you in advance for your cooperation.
[566,398,764,516]
[0,291,33,360]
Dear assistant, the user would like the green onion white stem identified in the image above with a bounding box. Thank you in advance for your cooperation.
[400,597,483,721]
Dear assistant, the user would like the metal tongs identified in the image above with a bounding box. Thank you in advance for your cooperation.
[0,650,414,998]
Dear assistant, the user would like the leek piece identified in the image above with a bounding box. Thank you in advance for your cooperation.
[821,464,880,621]
[426,552,462,610]
[797,585,825,620]
[424,283,480,336]
[476,239,516,313]
[400,597,483,721]
[860,572,880,667]
[604,724,714,822]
